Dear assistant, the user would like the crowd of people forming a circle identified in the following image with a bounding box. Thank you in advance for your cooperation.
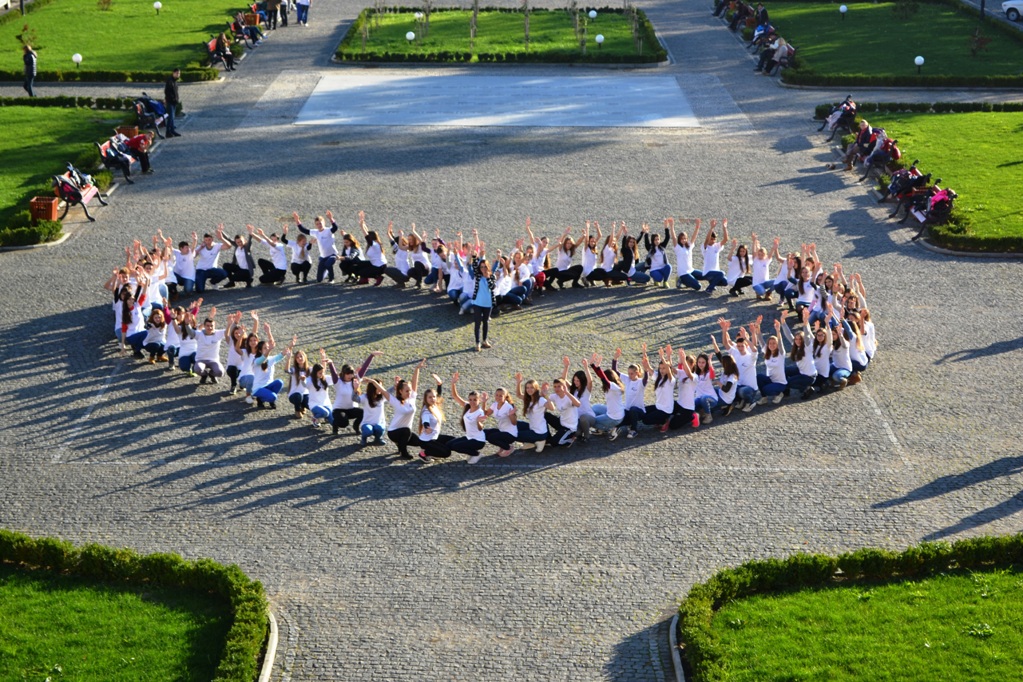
[104,213,878,463]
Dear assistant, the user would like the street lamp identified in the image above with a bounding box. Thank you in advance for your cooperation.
[413,11,422,19]
[839,4,847,20]
[72,53,82,69]
[153,1,162,13]
[914,55,924,74]
[588,9,597,18]
[595,33,604,48]
[406,31,415,42]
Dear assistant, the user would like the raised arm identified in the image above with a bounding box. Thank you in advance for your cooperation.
[721,218,730,244]
[590,353,611,393]
[690,218,701,245]
[450,372,467,407]
[514,371,525,401]
[294,212,310,235]
[410,358,425,394]
[560,356,571,382]
[676,347,693,380]
[358,350,382,378]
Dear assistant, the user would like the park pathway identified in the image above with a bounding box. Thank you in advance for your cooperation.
[1,0,1022,680]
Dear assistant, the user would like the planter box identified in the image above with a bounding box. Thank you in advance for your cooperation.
[116,125,139,138]
[30,196,59,223]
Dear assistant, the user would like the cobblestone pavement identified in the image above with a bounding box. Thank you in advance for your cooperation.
[2,0,1023,679]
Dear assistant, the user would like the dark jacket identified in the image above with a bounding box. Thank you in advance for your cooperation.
[164,75,179,106]
[23,51,37,77]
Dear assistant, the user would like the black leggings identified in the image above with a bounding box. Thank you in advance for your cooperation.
[543,412,577,446]
[331,407,364,434]
[473,305,491,345]
[543,264,583,288]
[729,276,753,294]
[388,427,422,458]
[669,403,698,430]
[445,436,486,457]
[227,365,240,390]
[484,427,517,449]
[356,262,386,279]
[421,433,456,458]
[291,261,311,282]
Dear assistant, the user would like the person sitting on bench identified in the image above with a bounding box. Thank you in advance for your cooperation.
[122,133,155,175]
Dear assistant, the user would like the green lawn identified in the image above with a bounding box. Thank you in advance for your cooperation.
[0,563,231,681]
[864,111,1023,244]
[766,2,1023,78]
[711,569,1023,681]
[339,8,663,61]
[0,0,243,73]
[0,106,125,228]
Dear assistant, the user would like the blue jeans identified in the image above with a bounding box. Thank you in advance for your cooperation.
[752,279,775,296]
[624,406,644,432]
[630,271,652,284]
[316,255,337,282]
[361,423,384,443]
[830,366,852,383]
[699,270,727,292]
[592,404,622,430]
[695,396,719,414]
[195,267,228,292]
[126,331,147,355]
[311,406,331,420]
[737,385,761,405]
[788,374,816,391]
[677,271,702,291]
[175,275,195,294]
[165,105,176,135]
[253,379,284,403]
[178,352,196,372]
[296,2,309,22]
[650,264,672,283]
[757,374,787,397]
[424,267,439,285]
[516,423,548,443]
[239,375,254,392]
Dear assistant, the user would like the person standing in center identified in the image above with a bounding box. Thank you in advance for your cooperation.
[296,0,310,25]
[23,45,37,97]
[164,68,182,137]
[469,229,495,353]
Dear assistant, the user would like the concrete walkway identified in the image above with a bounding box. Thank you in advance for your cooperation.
[1,0,1023,680]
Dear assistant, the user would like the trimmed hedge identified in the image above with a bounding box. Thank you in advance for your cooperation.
[0,219,63,247]
[337,6,667,64]
[678,533,1023,681]
[0,68,218,83]
[814,100,1023,119]
[0,529,269,682]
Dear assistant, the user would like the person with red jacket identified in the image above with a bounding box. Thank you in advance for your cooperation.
[123,133,155,174]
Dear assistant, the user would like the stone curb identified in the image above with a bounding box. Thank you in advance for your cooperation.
[669,612,686,682]
[779,80,1023,92]
[258,610,280,682]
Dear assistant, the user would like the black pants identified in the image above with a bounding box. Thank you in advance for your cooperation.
[258,258,287,284]
[331,407,364,434]
[279,2,288,25]
[473,305,491,345]
[729,276,753,295]
[543,412,576,446]
[543,264,583,289]
[289,393,310,414]
[445,436,486,457]
[388,427,422,458]
[291,261,311,282]
[24,74,34,97]
[356,262,386,279]
[421,433,456,458]
[484,427,517,449]
[227,365,240,390]
[669,403,698,430]
[224,262,253,286]
[267,6,278,28]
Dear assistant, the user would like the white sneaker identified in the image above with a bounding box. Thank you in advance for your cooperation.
[742,401,756,413]
[518,442,536,450]
[535,440,546,453]
[608,426,622,442]
[703,411,713,425]
[757,396,769,406]
[772,393,784,404]
[626,430,637,439]
[245,395,254,404]
[467,455,482,464]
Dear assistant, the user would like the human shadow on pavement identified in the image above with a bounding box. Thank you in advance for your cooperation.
[873,455,1023,510]
[604,613,678,682]
[935,335,1023,365]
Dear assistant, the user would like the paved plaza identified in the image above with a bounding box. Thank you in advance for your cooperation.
[1,0,1022,679]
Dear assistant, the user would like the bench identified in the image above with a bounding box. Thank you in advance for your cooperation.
[96,139,139,185]
[767,44,795,76]
[53,172,105,222]
[134,101,166,140]
[206,37,227,69]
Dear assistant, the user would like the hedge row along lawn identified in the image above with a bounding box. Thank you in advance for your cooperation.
[711,569,1023,681]
[337,7,664,62]
[764,2,1023,81]
[0,105,125,232]
[860,111,1023,251]
[0,562,231,681]
[0,0,243,75]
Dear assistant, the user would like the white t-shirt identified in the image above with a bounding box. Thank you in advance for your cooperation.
[306,376,332,412]
[195,329,225,363]
[143,323,167,346]
[549,392,579,431]
[676,374,696,410]
[752,257,771,286]
[288,241,311,265]
[525,397,548,433]
[623,375,646,411]
[420,407,443,441]
[653,376,676,413]
[717,372,739,404]
[178,327,197,356]
[463,407,486,442]
[331,377,358,410]
[730,346,759,389]
[361,394,386,428]
[194,243,222,270]
[674,244,694,275]
[600,245,616,271]
[289,367,309,396]
[702,243,722,273]
[226,339,244,368]
[490,401,517,436]
[239,349,256,378]
[604,383,625,421]
[556,248,573,271]
[393,245,410,276]
[763,350,788,385]
[581,248,596,276]
[366,242,386,267]
[575,388,595,418]
[165,318,181,348]
[694,371,717,400]
[267,242,288,271]
[726,256,745,286]
[173,249,196,280]
[235,247,249,272]
[388,390,418,431]
[252,354,282,391]
[311,227,338,259]
[649,247,666,271]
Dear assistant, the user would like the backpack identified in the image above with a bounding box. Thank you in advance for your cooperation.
[53,176,83,204]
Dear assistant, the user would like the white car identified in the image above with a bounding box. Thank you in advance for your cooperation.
[1004,0,1023,21]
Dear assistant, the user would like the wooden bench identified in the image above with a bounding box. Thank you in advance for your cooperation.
[134,101,166,140]
[96,140,139,185]
[767,44,796,76]
[52,172,105,222]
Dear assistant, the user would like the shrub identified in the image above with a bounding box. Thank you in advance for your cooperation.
[0,220,63,247]
[0,529,269,682]
[678,533,1023,681]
